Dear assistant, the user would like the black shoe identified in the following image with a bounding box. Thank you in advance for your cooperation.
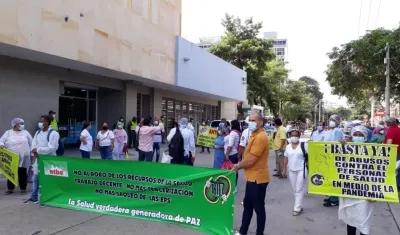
[5,190,13,195]
[323,198,330,202]
[274,169,277,171]
[273,174,281,177]
[200,151,204,153]
[323,201,338,207]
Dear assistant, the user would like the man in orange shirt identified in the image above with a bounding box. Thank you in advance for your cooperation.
[232,112,269,235]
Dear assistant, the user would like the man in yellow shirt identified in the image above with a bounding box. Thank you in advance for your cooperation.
[273,118,287,178]
[232,111,269,235]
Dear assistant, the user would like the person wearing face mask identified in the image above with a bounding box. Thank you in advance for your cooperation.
[338,125,374,235]
[372,121,387,135]
[281,129,308,216]
[273,118,287,179]
[152,118,164,162]
[48,110,58,131]
[0,118,33,195]
[370,125,385,144]
[137,117,164,162]
[310,121,326,141]
[96,122,115,160]
[24,115,60,204]
[200,120,211,154]
[113,116,125,130]
[79,121,93,159]
[112,122,128,160]
[323,114,345,207]
[213,123,226,168]
[231,112,269,235]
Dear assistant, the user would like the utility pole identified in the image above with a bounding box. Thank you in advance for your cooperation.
[318,99,322,121]
[385,42,390,118]
[370,95,375,127]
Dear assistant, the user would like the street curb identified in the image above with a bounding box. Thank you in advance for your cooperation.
[388,202,400,233]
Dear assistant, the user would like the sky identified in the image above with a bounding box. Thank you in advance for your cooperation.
[181,0,400,107]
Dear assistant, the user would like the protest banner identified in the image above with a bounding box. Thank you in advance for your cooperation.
[0,148,20,186]
[39,155,235,235]
[308,142,399,203]
[197,125,218,148]
[266,130,274,149]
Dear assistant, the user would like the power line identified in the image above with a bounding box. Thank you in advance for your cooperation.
[374,0,382,28]
[366,0,373,30]
[357,0,363,37]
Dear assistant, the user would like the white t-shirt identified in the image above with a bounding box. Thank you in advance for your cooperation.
[96,130,115,147]
[284,143,308,172]
[80,129,93,152]
[153,125,164,143]
[239,128,251,147]
[227,131,240,155]
[311,130,326,141]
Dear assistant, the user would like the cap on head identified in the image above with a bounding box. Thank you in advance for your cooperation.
[11,118,24,127]
[49,110,56,114]
[329,114,342,124]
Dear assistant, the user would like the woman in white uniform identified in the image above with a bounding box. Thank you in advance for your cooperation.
[281,129,308,216]
[339,125,373,235]
[0,118,32,195]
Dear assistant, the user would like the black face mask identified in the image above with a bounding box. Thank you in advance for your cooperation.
[102,126,108,130]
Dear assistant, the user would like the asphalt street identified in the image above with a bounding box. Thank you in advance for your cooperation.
[0,135,399,235]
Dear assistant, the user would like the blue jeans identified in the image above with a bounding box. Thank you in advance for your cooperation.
[99,146,112,160]
[80,150,91,159]
[153,142,161,162]
[30,174,39,201]
[138,150,153,162]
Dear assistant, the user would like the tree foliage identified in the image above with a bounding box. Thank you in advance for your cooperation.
[326,26,400,107]
[299,76,323,103]
[326,107,353,121]
[281,80,313,121]
[209,14,277,107]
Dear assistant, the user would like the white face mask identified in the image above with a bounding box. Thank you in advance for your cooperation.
[329,121,336,128]
[379,130,385,134]
[290,137,299,143]
[218,130,222,135]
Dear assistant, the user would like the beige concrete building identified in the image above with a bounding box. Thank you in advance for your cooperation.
[0,0,246,143]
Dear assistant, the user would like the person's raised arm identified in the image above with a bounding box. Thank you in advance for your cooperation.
[167,128,176,142]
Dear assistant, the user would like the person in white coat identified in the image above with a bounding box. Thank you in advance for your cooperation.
[24,115,60,204]
[339,125,374,235]
[0,118,32,195]
[281,129,308,216]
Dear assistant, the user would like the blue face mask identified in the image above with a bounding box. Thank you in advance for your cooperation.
[19,125,25,131]
[154,121,159,125]
[38,122,44,129]
[352,136,365,143]
[248,121,257,131]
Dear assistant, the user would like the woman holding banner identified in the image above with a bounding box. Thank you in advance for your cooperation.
[338,125,373,235]
[0,118,32,195]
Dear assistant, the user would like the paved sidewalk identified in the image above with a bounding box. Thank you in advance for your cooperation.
[0,147,399,234]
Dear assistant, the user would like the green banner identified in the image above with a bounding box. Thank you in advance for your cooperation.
[39,156,235,235]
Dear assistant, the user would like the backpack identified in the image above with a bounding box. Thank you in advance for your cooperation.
[300,142,308,179]
[231,130,242,151]
[168,128,185,164]
[36,129,64,156]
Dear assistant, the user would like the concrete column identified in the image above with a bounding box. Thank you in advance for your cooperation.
[153,89,162,117]
[125,83,138,119]
[220,101,238,120]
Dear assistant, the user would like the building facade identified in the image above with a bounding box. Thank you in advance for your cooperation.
[0,0,246,141]
[263,31,288,62]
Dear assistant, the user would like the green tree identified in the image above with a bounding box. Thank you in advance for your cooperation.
[209,14,277,107]
[326,27,400,107]
[327,107,353,121]
[280,80,313,121]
